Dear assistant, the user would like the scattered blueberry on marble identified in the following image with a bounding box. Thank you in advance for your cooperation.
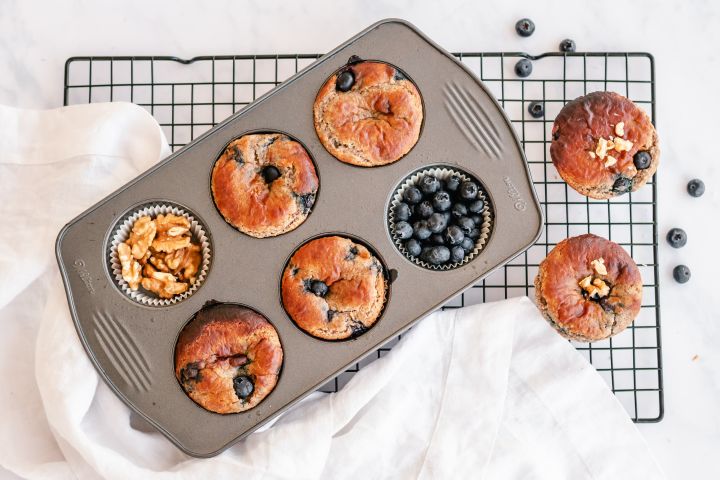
[687,179,705,198]
[515,58,533,78]
[528,101,544,119]
[673,265,691,284]
[515,18,535,37]
[559,39,576,52]
[666,228,687,248]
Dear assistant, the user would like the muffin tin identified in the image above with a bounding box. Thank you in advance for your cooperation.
[55,19,542,457]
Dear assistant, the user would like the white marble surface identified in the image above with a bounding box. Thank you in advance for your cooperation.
[1,0,718,478]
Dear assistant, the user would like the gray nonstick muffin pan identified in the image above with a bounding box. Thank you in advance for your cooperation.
[56,19,543,457]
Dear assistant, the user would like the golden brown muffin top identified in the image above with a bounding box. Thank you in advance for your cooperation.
[535,234,642,342]
[314,61,423,167]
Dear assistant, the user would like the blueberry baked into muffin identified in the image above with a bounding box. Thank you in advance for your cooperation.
[211,133,319,237]
[534,234,643,342]
[550,91,659,199]
[313,57,424,167]
[175,303,283,414]
[281,236,387,340]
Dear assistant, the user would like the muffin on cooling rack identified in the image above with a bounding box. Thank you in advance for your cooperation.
[313,57,423,167]
[281,236,387,340]
[550,91,659,199]
[534,234,642,342]
[175,303,283,414]
[211,133,319,237]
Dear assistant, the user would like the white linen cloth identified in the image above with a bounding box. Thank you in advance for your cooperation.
[0,102,664,480]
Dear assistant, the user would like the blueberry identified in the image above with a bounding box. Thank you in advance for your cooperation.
[687,178,705,197]
[451,246,466,263]
[419,175,440,194]
[310,280,329,297]
[633,151,652,170]
[461,236,475,252]
[468,199,485,214]
[346,55,362,64]
[528,101,544,119]
[459,181,479,200]
[612,177,633,195]
[261,165,281,184]
[470,214,482,226]
[233,375,254,400]
[413,220,432,240]
[445,175,462,192]
[445,225,465,245]
[433,191,452,212]
[395,221,413,240]
[466,228,480,239]
[430,234,445,245]
[299,194,315,212]
[405,239,422,257]
[336,70,355,92]
[394,202,411,221]
[422,246,451,265]
[456,216,475,235]
[666,228,687,248]
[515,18,535,37]
[559,39,576,52]
[451,203,468,219]
[416,201,434,219]
[673,265,691,284]
[442,211,452,224]
[427,213,448,233]
[515,58,533,78]
[403,186,423,204]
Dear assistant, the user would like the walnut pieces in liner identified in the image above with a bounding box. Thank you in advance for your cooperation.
[118,214,202,299]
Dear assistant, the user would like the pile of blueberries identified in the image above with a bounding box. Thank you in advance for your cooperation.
[392,173,486,266]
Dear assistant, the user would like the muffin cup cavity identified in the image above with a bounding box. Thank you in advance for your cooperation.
[280,234,390,342]
[108,202,212,307]
[388,166,493,270]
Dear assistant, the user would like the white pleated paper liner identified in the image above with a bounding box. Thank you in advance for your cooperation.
[388,167,493,270]
[108,203,212,307]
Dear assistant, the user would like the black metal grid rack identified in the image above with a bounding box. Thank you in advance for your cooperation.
[64,51,663,422]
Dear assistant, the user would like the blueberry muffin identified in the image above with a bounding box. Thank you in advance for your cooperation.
[313,57,423,167]
[211,133,319,237]
[550,91,659,199]
[175,303,283,414]
[281,236,386,340]
[534,234,643,342]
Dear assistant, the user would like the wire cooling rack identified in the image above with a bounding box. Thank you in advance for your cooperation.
[64,51,663,422]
